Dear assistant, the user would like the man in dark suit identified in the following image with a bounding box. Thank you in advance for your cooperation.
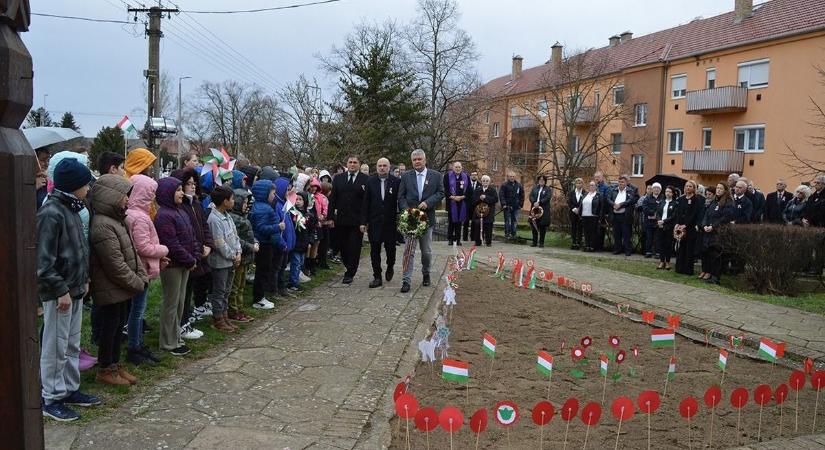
[732,180,754,224]
[741,177,765,223]
[765,179,794,224]
[328,154,369,284]
[398,149,444,293]
[607,174,638,256]
[362,157,400,288]
[462,170,479,242]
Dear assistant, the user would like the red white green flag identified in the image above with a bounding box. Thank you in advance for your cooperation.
[667,356,677,380]
[116,115,137,135]
[537,351,553,377]
[718,348,728,372]
[526,266,536,289]
[482,333,496,358]
[467,246,478,270]
[495,253,505,278]
[758,337,780,363]
[650,328,675,348]
[512,260,525,288]
[442,359,469,384]
[599,354,609,376]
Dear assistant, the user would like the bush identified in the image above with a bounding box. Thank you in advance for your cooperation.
[720,224,823,294]
[549,198,571,233]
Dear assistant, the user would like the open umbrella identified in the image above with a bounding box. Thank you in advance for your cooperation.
[646,173,687,193]
[22,127,83,149]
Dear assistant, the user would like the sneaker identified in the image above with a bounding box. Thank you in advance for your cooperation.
[181,323,203,340]
[299,272,311,283]
[192,305,212,319]
[280,289,298,298]
[62,391,101,407]
[252,298,275,310]
[121,324,129,339]
[127,348,149,365]
[140,344,162,363]
[169,345,191,356]
[42,401,80,422]
[288,286,304,293]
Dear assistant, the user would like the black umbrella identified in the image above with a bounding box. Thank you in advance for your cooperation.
[646,173,687,192]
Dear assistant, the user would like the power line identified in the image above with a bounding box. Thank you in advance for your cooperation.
[184,0,341,15]
[31,12,132,24]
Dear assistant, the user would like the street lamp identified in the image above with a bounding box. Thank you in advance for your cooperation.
[41,93,48,126]
[178,76,191,158]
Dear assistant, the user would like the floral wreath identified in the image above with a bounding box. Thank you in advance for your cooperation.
[397,208,428,237]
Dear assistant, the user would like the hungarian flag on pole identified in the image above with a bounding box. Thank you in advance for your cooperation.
[758,337,780,363]
[650,328,676,348]
[513,260,525,288]
[117,115,137,135]
[599,354,609,376]
[718,348,728,372]
[537,351,553,377]
[526,267,537,289]
[482,333,496,358]
[667,356,677,380]
[442,359,469,384]
[495,254,505,278]
[467,246,478,270]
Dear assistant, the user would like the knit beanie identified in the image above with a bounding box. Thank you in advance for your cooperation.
[53,158,93,193]
[125,148,157,177]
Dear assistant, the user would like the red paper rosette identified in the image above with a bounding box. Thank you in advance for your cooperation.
[616,350,627,364]
[730,387,749,409]
[775,384,789,405]
[704,385,722,408]
[679,396,699,419]
[611,396,634,421]
[469,408,488,434]
[393,382,407,402]
[532,401,555,426]
[493,400,520,426]
[561,398,579,421]
[812,371,825,390]
[395,393,418,419]
[438,407,464,433]
[581,336,592,348]
[571,346,585,362]
[667,314,681,329]
[754,384,772,405]
[789,370,806,391]
[637,390,661,414]
[580,402,602,426]
[609,336,620,348]
[414,407,439,432]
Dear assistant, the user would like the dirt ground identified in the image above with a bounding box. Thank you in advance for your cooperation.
[389,270,823,449]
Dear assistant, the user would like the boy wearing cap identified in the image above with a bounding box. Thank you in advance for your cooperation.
[37,159,100,421]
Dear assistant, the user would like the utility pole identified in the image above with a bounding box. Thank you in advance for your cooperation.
[128,3,178,173]
[178,76,191,160]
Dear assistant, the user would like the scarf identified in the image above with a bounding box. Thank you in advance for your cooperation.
[447,171,469,223]
[53,189,87,213]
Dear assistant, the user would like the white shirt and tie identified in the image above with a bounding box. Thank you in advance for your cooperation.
[379,176,386,201]
[661,199,671,221]
[416,168,428,200]
[614,189,628,214]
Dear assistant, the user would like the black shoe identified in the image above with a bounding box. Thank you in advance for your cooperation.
[369,278,382,288]
[613,251,622,255]
[539,243,545,248]
[644,253,652,258]
[342,276,353,284]
[456,241,462,246]
[385,270,394,282]
[127,348,152,366]
[447,241,453,246]
[486,243,492,247]
[169,345,191,356]
[400,282,411,293]
[140,344,162,363]
[422,274,431,287]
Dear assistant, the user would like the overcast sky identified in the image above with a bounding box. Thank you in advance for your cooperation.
[25,0,747,136]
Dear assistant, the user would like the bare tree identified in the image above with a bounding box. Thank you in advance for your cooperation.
[272,75,327,167]
[784,63,825,178]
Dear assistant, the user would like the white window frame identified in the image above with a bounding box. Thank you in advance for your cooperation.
[671,74,687,99]
[667,129,684,153]
[568,135,580,152]
[492,122,500,138]
[510,106,518,117]
[595,90,601,107]
[706,68,716,89]
[737,59,769,89]
[634,103,648,127]
[537,100,548,117]
[611,133,622,154]
[492,158,499,171]
[484,111,491,124]
[537,139,546,154]
[631,154,645,178]
[734,124,766,153]
[613,85,625,105]
[702,128,712,149]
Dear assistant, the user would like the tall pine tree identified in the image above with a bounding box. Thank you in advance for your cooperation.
[90,126,125,171]
[26,107,53,128]
[58,112,80,132]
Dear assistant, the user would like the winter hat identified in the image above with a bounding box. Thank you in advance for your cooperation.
[259,166,280,181]
[53,158,93,193]
[125,148,157,177]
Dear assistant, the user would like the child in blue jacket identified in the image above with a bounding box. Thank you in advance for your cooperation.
[249,180,284,309]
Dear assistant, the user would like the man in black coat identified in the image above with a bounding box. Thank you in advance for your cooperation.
[362,157,400,288]
[732,180,754,224]
[742,177,765,223]
[765,179,794,224]
[328,155,369,284]
[499,172,525,240]
[607,175,638,256]
[463,170,480,242]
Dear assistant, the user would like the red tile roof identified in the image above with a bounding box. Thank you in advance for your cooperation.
[480,0,825,98]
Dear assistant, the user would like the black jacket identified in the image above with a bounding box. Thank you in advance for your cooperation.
[656,197,677,229]
[607,186,639,217]
[701,200,736,248]
[568,189,584,214]
[329,171,369,227]
[528,185,552,226]
[499,180,524,209]
[783,198,807,226]
[750,190,766,222]
[804,189,825,227]
[37,191,90,302]
[765,191,794,224]
[673,194,704,230]
[362,174,400,243]
[466,179,481,207]
[733,195,753,224]
[472,185,498,224]
[577,192,604,219]
[643,194,662,220]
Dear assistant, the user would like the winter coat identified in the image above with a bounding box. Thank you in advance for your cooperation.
[230,189,257,265]
[207,208,242,269]
[126,175,169,279]
[310,178,329,221]
[36,190,90,302]
[275,177,296,251]
[180,193,214,276]
[259,166,280,181]
[472,185,499,224]
[783,198,808,226]
[499,180,524,209]
[89,175,149,305]
[249,180,285,249]
[528,185,552,226]
[154,177,198,268]
[291,206,315,252]
[46,151,91,239]
[231,170,247,190]
[701,200,736,249]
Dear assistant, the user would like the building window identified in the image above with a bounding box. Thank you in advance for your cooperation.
[595,90,601,107]
[492,122,500,138]
[634,103,648,126]
[568,135,579,152]
[510,106,518,117]
[537,100,548,117]
[706,69,716,89]
[492,158,499,171]
[734,125,765,152]
[611,133,622,154]
[667,130,684,153]
[631,154,645,177]
[537,139,546,154]
[671,75,687,98]
[484,111,491,124]
[613,85,625,105]
[738,59,769,89]
[569,94,582,110]
[702,128,712,149]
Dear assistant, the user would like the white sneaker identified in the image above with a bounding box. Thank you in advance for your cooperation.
[299,272,311,283]
[181,323,203,340]
[192,305,212,319]
[253,298,275,310]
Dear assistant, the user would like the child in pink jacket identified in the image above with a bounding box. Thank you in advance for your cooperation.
[306,177,328,275]
[125,174,169,365]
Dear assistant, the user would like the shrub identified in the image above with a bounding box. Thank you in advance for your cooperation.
[720,224,823,294]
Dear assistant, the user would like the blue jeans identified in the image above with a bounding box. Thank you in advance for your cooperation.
[288,251,306,287]
[127,288,149,349]
[504,207,519,237]
[402,226,434,284]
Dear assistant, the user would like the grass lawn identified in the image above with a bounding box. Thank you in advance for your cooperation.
[54,263,338,424]
[551,252,825,315]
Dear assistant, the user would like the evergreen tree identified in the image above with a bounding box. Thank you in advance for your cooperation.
[90,126,125,171]
[26,107,54,128]
[58,112,80,132]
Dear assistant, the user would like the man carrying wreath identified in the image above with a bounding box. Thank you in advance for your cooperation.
[398,149,444,293]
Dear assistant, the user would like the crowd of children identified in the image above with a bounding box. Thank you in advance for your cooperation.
[36,148,333,421]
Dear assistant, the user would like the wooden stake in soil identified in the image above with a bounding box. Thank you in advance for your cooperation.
[563,416,571,450]
[582,423,591,450]
[709,404,716,448]
[814,386,822,433]
[540,412,546,450]
[779,398,784,438]
[687,412,692,450]
[614,409,625,450]
[449,419,454,450]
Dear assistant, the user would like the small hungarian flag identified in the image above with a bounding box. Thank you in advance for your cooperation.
[537,351,553,377]
[467,246,478,270]
[513,260,525,288]
[495,254,505,277]
[599,354,609,376]
[650,328,675,348]
[718,348,728,372]
[116,115,137,135]
[442,359,469,384]
[667,356,677,380]
[526,266,537,289]
[758,337,780,363]
[482,333,496,358]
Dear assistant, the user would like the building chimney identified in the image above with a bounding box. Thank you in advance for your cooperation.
[734,0,753,23]
[609,35,621,47]
[511,55,523,80]
[551,42,563,67]
[619,31,633,43]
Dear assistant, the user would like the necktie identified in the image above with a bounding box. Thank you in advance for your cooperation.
[349,173,354,184]
[417,172,424,199]
[777,192,782,206]
[380,178,385,201]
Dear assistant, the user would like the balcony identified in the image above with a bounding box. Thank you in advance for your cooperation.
[510,114,539,130]
[682,149,744,174]
[686,86,748,115]
[572,106,598,126]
